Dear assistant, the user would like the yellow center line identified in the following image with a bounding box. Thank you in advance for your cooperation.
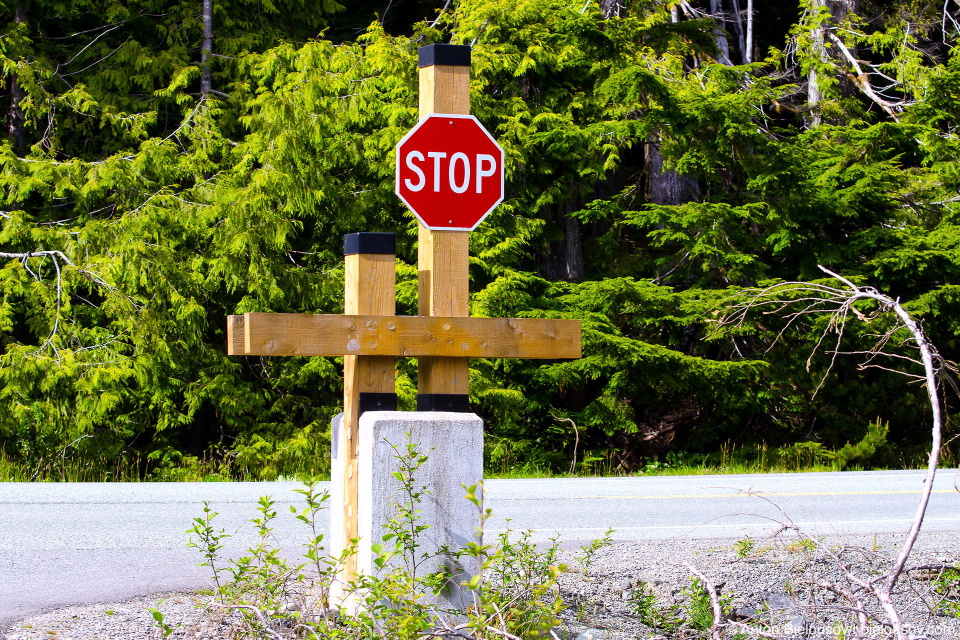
[594,490,957,500]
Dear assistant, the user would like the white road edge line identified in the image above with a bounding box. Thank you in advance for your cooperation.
[486,517,960,533]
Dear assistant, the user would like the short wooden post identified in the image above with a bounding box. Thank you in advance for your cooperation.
[416,44,472,411]
[341,232,396,584]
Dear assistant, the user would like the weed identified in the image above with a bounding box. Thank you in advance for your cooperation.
[184,444,571,639]
[784,536,818,554]
[185,502,229,599]
[147,601,180,638]
[577,527,615,576]
[680,577,716,631]
[674,577,736,633]
[459,483,565,639]
[734,535,756,559]
[933,567,960,618]
[290,480,332,608]
[383,436,435,580]
[629,580,677,631]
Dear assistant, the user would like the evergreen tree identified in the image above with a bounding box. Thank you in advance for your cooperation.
[0,0,957,478]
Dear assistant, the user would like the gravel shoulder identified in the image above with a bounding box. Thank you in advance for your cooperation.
[3,531,958,639]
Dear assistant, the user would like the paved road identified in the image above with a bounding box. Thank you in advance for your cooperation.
[485,469,960,540]
[1,470,958,628]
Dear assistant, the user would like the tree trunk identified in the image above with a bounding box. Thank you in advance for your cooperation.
[807,0,858,127]
[541,199,584,281]
[599,0,623,19]
[201,0,213,95]
[729,0,747,64]
[807,0,826,127]
[563,209,584,280]
[830,0,858,21]
[709,0,732,65]
[9,1,28,154]
[745,0,753,63]
[646,135,699,206]
[647,8,701,218]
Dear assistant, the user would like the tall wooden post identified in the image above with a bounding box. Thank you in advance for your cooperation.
[416,44,472,411]
[341,232,396,582]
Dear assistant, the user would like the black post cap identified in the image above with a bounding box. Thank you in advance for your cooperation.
[359,392,398,414]
[417,393,471,412]
[418,44,471,68]
[343,232,396,256]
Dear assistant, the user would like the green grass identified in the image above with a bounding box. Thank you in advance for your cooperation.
[2,434,946,482]
[484,434,955,479]
[0,447,331,483]
[485,440,873,480]
[485,463,558,479]
[0,448,148,482]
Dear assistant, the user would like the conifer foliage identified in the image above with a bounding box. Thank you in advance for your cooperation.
[0,0,957,478]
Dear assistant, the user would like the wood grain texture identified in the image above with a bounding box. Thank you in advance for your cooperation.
[419,65,470,117]
[417,62,472,396]
[418,355,468,394]
[227,315,245,356]
[417,223,434,317]
[342,252,396,582]
[345,253,396,316]
[418,228,469,317]
[233,313,581,359]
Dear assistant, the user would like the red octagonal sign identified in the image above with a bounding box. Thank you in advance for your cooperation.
[396,114,504,231]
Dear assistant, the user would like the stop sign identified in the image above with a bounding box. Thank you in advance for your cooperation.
[395,114,504,231]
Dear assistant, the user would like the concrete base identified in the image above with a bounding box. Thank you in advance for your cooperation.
[329,413,345,574]
[330,411,483,611]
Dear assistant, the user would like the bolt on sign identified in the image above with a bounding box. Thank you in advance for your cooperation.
[226,43,581,610]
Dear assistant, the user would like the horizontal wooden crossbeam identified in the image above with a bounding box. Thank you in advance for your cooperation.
[228,313,581,359]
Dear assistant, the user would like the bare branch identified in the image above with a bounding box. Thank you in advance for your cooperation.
[429,0,452,26]
[0,249,114,291]
[551,413,580,474]
[826,32,902,119]
[208,603,285,640]
[855,362,927,380]
[716,264,951,640]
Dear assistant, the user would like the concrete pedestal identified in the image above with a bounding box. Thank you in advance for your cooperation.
[330,411,483,611]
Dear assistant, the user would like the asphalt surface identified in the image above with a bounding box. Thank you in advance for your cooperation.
[1,469,958,628]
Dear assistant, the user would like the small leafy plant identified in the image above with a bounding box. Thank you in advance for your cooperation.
[577,527,614,576]
[673,576,736,633]
[147,601,180,638]
[681,577,716,631]
[734,535,755,559]
[933,567,960,618]
[185,502,229,599]
[382,436,435,581]
[784,536,818,554]
[629,580,678,631]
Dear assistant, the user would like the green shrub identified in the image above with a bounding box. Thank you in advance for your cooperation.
[834,418,898,470]
[181,448,567,639]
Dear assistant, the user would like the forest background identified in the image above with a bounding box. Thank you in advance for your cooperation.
[1,0,958,481]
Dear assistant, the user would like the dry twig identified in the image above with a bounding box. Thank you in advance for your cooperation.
[717,265,953,640]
